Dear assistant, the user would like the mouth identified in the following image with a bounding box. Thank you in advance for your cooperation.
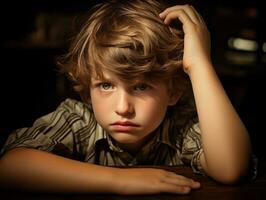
[110,121,140,132]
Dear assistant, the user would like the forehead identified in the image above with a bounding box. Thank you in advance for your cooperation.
[91,67,144,82]
[91,67,166,86]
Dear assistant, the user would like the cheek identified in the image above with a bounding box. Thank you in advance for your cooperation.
[92,103,104,118]
[137,99,168,127]
[90,94,110,124]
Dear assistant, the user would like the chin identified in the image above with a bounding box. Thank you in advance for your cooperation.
[110,132,141,144]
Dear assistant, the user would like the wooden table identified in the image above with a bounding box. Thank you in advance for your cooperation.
[1,161,266,200]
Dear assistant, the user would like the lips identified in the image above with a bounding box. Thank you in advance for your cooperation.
[110,121,140,132]
[112,121,139,126]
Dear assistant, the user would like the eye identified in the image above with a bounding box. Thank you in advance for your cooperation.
[99,82,114,90]
[134,83,151,91]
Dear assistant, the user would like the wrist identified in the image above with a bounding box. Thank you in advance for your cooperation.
[108,168,131,194]
[90,166,121,194]
[186,60,214,79]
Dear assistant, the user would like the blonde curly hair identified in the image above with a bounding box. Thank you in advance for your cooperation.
[58,0,197,128]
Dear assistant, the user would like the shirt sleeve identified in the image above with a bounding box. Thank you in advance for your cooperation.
[0,98,91,160]
[179,121,260,181]
[180,122,205,174]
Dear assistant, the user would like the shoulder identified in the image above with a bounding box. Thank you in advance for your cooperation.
[57,98,93,118]
[56,98,95,126]
[36,98,95,129]
[59,98,90,112]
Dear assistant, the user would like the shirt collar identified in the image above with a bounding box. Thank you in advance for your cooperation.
[150,117,178,150]
[94,123,124,152]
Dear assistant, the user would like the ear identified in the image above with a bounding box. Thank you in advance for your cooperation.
[168,92,182,106]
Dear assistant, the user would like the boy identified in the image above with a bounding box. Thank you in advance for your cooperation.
[0,0,252,195]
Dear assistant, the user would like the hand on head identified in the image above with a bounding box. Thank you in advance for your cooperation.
[159,5,211,74]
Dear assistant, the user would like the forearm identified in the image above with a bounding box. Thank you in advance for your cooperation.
[0,148,201,194]
[0,148,116,193]
[188,62,251,183]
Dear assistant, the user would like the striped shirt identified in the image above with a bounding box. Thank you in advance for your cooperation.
[0,98,204,173]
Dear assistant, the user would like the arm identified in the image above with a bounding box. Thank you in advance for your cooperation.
[160,5,252,184]
[0,148,200,194]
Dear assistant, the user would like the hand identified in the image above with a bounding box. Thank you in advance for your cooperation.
[159,5,211,75]
[113,168,201,195]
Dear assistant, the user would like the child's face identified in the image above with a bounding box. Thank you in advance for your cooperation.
[90,69,178,152]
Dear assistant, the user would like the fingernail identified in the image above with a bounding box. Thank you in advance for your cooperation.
[193,181,201,188]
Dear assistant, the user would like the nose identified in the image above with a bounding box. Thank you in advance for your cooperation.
[115,90,135,117]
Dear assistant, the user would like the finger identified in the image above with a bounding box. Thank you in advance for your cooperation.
[160,183,192,194]
[159,5,199,25]
[166,177,201,189]
[179,5,200,24]
[159,5,181,19]
[166,171,192,181]
[163,172,201,188]
[159,5,189,18]
[161,9,193,28]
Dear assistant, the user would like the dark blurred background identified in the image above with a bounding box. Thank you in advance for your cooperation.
[0,0,265,161]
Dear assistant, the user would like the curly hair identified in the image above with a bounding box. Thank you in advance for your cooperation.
[57,0,197,129]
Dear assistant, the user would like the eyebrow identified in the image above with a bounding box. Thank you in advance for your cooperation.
[91,76,112,82]
[91,71,157,87]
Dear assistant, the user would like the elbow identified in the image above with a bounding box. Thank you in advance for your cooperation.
[203,148,252,185]
[203,158,251,185]
[216,156,252,184]
[214,169,246,185]
[209,163,250,185]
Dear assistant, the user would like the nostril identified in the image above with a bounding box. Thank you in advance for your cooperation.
[115,101,135,117]
[115,106,135,116]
